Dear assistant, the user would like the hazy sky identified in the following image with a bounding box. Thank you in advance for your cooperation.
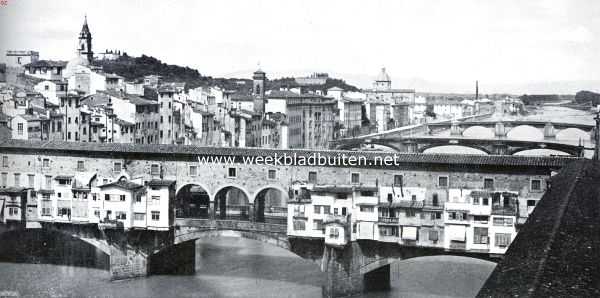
[1,0,599,93]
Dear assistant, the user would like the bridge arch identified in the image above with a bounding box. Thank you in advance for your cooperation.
[214,185,251,221]
[176,183,212,219]
[336,141,402,152]
[462,126,495,139]
[555,128,591,142]
[253,186,289,224]
[506,125,544,141]
[421,144,491,155]
[510,146,578,156]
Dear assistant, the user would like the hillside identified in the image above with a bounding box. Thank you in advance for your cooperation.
[94,54,360,92]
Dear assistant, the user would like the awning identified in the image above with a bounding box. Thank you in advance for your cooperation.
[446,225,466,242]
[402,226,418,240]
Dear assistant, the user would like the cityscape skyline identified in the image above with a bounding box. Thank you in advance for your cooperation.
[1,0,600,94]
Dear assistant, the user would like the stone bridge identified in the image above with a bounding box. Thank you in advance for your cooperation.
[336,136,589,156]
[427,120,596,142]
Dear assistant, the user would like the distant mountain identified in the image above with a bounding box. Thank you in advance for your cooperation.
[575,90,600,105]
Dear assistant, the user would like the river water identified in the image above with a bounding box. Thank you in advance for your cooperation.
[0,237,495,298]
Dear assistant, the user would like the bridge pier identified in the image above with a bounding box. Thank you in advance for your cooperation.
[450,121,463,136]
[110,244,149,280]
[543,122,556,140]
[495,122,507,138]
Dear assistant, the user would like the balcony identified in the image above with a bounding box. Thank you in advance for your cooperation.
[324,214,348,225]
[492,204,517,216]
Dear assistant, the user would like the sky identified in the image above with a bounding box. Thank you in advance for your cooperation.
[1,0,599,94]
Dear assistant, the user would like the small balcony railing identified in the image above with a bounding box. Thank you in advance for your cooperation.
[378,217,399,224]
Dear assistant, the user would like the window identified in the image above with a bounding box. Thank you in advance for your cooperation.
[484,178,494,190]
[473,197,480,205]
[2,156,7,167]
[351,173,360,184]
[151,164,160,176]
[228,167,237,178]
[189,165,197,176]
[314,205,321,214]
[151,211,160,221]
[302,171,316,184]
[116,212,127,220]
[152,196,160,205]
[119,195,125,201]
[28,174,34,188]
[105,194,110,201]
[438,176,448,187]
[527,200,537,207]
[473,215,489,223]
[329,227,341,239]
[113,162,122,173]
[359,206,374,213]
[430,212,442,220]
[77,161,85,171]
[333,208,338,215]
[482,198,489,205]
[268,169,276,180]
[293,220,306,230]
[493,217,514,226]
[531,179,542,191]
[394,175,403,186]
[42,207,51,216]
[43,158,49,168]
[14,173,20,187]
[405,209,416,217]
[9,207,19,216]
[341,207,347,215]
[1,173,6,188]
[17,123,23,135]
[428,230,439,241]
[379,226,398,237]
[134,213,145,221]
[495,233,511,247]
[323,206,331,214]
[313,219,324,231]
[57,192,62,198]
[473,227,489,244]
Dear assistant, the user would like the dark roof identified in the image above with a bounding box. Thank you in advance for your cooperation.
[148,179,175,187]
[0,187,31,194]
[0,139,579,169]
[99,180,144,191]
[477,160,600,297]
[231,93,255,101]
[24,60,67,68]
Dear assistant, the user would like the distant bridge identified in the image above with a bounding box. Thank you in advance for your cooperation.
[335,136,589,156]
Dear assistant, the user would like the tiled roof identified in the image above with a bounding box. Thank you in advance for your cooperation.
[24,60,67,68]
[231,93,255,101]
[99,180,144,191]
[0,139,579,169]
[0,187,30,194]
[477,160,600,297]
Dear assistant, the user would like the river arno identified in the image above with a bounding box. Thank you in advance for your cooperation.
[0,237,495,298]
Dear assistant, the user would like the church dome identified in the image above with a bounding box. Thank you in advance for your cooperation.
[376,67,391,82]
[64,55,90,78]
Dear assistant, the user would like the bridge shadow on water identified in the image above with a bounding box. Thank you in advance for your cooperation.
[0,229,109,270]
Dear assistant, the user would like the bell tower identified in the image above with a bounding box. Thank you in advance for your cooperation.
[77,15,94,63]
[253,68,266,114]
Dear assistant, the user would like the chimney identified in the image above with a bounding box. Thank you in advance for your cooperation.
[475,80,479,101]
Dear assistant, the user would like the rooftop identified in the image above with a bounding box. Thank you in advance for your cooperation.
[24,60,67,68]
[477,160,600,297]
[99,180,144,191]
[0,139,579,169]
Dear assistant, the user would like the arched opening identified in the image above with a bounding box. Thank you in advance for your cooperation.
[555,128,591,142]
[0,229,109,270]
[422,145,489,155]
[176,184,211,218]
[254,187,289,224]
[214,186,250,221]
[512,148,572,156]
[506,125,544,141]
[462,126,495,139]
